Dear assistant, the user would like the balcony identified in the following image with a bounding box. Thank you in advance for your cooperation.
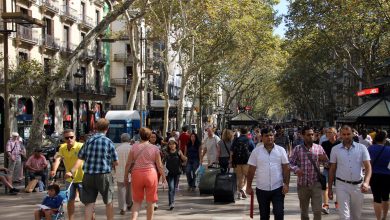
[60,42,76,56]
[79,48,94,62]
[40,34,60,51]
[40,0,59,15]
[60,5,78,23]
[94,52,106,68]
[113,52,133,64]
[103,86,116,97]
[15,25,38,45]
[60,82,72,92]
[110,78,132,86]
[78,15,94,31]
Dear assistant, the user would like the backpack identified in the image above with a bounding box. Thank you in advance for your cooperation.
[232,139,250,166]
[165,150,182,175]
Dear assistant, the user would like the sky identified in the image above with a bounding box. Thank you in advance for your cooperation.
[273,0,289,38]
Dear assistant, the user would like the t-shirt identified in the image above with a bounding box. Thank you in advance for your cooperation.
[321,140,341,160]
[203,135,221,165]
[58,142,84,183]
[218,140,232,158]
[42,195,64,209]
[368,145,390,175]
[115,142,132,182]
[179,132,190,153]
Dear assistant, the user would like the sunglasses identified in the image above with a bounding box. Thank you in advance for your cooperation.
[64,136,74,140]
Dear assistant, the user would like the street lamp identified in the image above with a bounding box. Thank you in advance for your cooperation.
[73,69,83,141]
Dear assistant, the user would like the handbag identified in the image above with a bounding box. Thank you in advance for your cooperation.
[302,145,327,190]
[129,144,148,174]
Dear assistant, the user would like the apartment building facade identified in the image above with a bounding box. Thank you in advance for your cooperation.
[0,0,115,146]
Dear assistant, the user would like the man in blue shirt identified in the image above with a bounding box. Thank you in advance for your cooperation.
[66,118,118,220]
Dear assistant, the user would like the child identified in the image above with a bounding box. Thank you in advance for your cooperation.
[34,184,64,220]
[165,139,187,210]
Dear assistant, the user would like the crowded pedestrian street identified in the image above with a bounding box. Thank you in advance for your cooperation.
[0,153,376,220]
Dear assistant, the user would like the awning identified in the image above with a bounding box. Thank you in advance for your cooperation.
[228,112,259,126]
[337,98,390,124]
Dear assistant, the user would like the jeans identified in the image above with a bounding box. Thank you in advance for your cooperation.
[167,174,180,206]
[256,187,285,220]
[28,170,47,189]
[186,160,199,188]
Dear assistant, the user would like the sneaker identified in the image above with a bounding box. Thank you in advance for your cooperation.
[322,204,330,214]
[120,210,125,215]
[240,189,247,199]
[154,204,158,211]
[169,203,174,211]
[8,188,18,195]
[237,192,242,200]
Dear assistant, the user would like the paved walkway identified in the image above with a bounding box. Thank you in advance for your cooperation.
[0,170,376,219]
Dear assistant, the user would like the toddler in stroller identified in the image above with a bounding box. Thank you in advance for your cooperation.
[34,183,68,220]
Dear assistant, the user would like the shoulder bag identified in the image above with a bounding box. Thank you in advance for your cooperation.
[302,145,327,190]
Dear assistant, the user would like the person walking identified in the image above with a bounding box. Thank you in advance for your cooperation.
[231,127,255,200]
[246,128,290,220]
[290,126,329,220]
[320,127,341,214]
[115,133,133,215]
[185,132,202,191]
[201,127,221,166]
[328,125,372,220]
[217,129,233,174]
[124,127,166,220]
[368,130,390,220]
[6,132,24,183]
[65,118,119,220]
[164,139,187,210]
[50,129,84,220]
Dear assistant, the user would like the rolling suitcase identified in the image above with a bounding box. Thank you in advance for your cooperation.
[198,166,221,194]
[213,172,237,203]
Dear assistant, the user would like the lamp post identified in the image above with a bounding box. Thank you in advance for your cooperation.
[73,69,83,141]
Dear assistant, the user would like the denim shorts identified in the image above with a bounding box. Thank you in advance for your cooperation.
[65,181,83,201]
[323,168,329,184]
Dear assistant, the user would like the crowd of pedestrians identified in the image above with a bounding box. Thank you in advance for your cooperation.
[1,120,389,220]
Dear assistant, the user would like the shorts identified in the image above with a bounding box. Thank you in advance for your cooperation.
[323,168,329,184]
[81,173,114,205]
[370,173,390,203]
[65,181,83,201]
[131,168,158,203]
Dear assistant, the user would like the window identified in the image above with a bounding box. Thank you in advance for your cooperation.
[95,10,100,25]
[44,18,53,35]
[80,67,87,87]
[81,2,85,20]
[64,26,69,48]
[19,52,28,62]
[126,44,131,55]
[95,71,100,93]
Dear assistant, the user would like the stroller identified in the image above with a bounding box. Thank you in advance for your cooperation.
[41,180,73,220]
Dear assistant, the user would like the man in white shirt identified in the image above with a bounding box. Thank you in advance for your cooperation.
[328,125,372,220]
[246,128,290,220]
[116,133,133,215]
[201,127,221,166]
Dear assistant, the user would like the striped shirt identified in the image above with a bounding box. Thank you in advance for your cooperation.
[78,133,118,174]
[290,144,328,187]
[131,142,159,171]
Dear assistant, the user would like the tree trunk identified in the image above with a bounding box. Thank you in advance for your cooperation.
[26,91,50,155]
[126,20,141,110]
